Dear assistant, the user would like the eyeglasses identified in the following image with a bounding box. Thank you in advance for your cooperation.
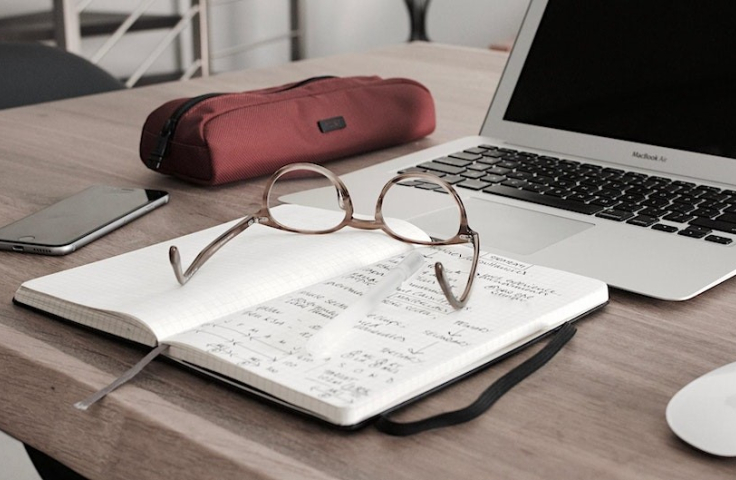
[169,163,480,309]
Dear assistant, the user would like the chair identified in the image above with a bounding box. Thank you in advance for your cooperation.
[0,42,124,110]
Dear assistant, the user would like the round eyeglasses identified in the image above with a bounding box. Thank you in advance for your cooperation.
[170,163,480,309]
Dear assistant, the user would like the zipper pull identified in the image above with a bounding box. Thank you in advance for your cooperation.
[148,119,176,170]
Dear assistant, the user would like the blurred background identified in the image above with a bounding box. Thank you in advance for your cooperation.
[0,0,526,86]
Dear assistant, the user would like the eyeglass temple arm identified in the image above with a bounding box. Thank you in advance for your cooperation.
[434,232,480,309]
[170,215,261,285]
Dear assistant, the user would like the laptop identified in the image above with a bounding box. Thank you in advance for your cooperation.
[284,0,736,301]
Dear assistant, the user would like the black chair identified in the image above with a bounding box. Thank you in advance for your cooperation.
[0,42,124,110]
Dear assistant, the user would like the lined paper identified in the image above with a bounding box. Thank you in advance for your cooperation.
[166,248,608,425]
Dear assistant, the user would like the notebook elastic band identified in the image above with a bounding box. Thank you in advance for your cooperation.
[374,322,577,436]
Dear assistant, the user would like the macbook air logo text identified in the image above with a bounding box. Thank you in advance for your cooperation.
[632,151,667,163]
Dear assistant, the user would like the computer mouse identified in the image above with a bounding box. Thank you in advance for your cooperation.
[666,361,736,456]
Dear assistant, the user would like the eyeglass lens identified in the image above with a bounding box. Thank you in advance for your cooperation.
[266,166,347,232]
[382,175,474,302]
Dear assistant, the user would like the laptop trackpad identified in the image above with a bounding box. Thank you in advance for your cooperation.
[410,197,594,255]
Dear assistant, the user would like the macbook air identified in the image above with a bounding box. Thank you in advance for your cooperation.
[284,0,736,301]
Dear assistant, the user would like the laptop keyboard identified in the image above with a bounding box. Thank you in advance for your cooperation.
[400,144,735,245]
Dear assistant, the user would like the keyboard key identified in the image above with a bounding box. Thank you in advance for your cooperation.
[464,147,487,155]
[549,179,577,189]
[668,203,696,214]
[480,150,505,159]
[566,193,596,203]
[529,175,555,185]
[545,188,569,197]
[398,179,426,187]
[663,212,695,223]
[449,152,482,161]
[457,179,491,191]
[439,174,465,184]
[651,224,678,233]
[466,162,492,171]
[638,207,669,219]
[418,161,466,176]
[716,213,736,224]
[620,193,646,203]
[705,235,733,245]
[590,197,620,207]
[678,228,710,239]
[415,182,445,191]
[692,207,720,218]
[615,202,644,213]
[483,184,604,215]
[699,200,728,211]
[507,171,535,180]
[460,170,485,178]
[596,209,635,222]
[523,184,553,194]
[476,156,502,165]
[597,188,624,199]
[496,160,520,169]
[689,217,736,235]
[627,215,658,227]
[642,198,671,208]
[481,174,506,183]
[573,184,600,194]
[699,192,731,202]
[398,167,429,174]
[461,170,487,179]
[435,156,473,167]
[486,166,512,175]
[501,178,530,188]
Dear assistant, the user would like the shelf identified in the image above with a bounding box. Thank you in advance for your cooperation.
[0,11,181,42]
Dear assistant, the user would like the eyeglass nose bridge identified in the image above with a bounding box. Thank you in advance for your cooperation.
[347,216,384,231]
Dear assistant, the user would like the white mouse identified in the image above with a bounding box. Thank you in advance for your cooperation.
[666,361,736,456]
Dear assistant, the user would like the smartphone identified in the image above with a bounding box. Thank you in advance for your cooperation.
[0,186,169,255]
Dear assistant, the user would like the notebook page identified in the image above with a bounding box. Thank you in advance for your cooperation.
[166,248,608,425]
[15,205,425,343]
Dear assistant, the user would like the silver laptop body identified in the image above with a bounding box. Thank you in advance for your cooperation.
[285,0,736,300]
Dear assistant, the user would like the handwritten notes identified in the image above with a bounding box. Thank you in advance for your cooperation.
[166,247,605,424]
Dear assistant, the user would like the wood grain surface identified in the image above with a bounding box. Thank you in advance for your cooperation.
[0,42,734,480]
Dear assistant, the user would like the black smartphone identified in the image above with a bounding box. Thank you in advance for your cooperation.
[0,186,169,255]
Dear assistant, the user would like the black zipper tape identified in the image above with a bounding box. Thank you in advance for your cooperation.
[147,92,224,170]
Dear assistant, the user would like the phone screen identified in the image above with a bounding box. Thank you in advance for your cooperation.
[0,186,168,254]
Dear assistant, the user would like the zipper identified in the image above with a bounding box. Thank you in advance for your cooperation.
[147,92,224,170]
[146,76,337,170]
[272,75,336,93]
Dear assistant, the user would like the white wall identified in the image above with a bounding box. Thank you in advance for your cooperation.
[303,0,527,60]
[2,0,528,78]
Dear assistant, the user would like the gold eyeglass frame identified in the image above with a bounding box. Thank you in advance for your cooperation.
[169,163,480,309]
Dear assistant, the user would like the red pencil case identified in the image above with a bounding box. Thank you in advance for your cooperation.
[139,75,436,185]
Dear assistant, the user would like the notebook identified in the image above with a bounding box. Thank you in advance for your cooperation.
[13,205,607,427]
[284,0,736,301]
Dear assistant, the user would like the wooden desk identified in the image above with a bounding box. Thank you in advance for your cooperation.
[0,43,734,480]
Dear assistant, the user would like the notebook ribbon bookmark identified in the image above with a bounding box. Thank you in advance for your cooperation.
[74,344,170,411]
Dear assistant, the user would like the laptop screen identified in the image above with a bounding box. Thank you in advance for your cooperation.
[503,1,736,160]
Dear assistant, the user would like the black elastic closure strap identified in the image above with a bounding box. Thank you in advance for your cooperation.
[374,322,577,436]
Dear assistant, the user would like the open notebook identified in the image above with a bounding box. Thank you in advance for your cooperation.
[14,205,608,427]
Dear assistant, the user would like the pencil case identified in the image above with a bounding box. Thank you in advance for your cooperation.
[139,75,436,185]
